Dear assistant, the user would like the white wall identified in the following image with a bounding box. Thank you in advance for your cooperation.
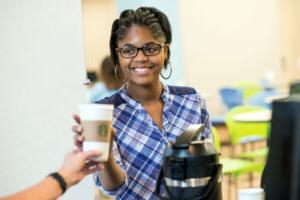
[0,0,94,199]
[179,0,281,114]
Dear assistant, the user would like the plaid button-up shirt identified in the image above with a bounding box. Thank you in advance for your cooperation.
[94,84,212,200]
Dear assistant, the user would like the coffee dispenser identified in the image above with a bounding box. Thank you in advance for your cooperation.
[156,124,222,200]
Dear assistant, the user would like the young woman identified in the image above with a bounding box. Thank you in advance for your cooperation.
[73,7,212,199]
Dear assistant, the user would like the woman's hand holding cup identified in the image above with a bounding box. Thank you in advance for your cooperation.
[72,114,84,149]
[72,104,115,170]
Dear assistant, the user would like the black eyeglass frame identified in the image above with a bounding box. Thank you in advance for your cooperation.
[116,43,168,58]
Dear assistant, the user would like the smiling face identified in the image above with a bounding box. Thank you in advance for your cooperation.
[116,25,168,87]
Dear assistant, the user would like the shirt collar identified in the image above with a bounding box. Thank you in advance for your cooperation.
[161,84,171,105]
[118,83,171,110]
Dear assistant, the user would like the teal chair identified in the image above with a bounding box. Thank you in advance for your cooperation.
[219,87,244,110]
[224,105,270,161]
[212,127,264,200]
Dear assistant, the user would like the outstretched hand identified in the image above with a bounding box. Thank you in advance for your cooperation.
[58,149,102,188]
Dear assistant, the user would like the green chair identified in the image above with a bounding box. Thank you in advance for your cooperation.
[212,127,264,200]
[224,105,270,161]
[237,148,268,160]
[235,82,262,101]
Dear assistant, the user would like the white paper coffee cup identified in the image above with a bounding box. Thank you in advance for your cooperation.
[238,187,265,200]
[79,104,114,162]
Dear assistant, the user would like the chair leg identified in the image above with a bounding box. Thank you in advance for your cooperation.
[250,142,255,151]
[234,176,238,200]
[242,143,246,153]
[228,175,231,200]
[249,172,253,187]
[231,145,235,157]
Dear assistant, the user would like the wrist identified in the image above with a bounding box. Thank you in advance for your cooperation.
[48,172,67,195]
[57,168,73,189]
[103,153,115,167]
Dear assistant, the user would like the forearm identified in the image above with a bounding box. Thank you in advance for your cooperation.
[1,177,62,200]
[99,157,126,190]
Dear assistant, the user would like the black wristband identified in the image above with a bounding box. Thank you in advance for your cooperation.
[48,172,67,194]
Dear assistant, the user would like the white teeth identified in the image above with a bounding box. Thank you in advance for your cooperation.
[134,68,147,72]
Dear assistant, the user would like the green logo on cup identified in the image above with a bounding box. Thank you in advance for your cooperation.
[97,125,108,137]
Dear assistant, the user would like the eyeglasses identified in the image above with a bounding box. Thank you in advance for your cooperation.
[116,43,167,58]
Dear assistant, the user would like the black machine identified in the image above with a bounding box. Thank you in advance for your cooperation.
[262,94,300,200]
[156,124,222,200]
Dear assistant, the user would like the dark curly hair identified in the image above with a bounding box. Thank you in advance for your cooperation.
[109,7,172,69]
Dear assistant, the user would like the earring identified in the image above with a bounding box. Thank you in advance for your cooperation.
[114,65,119,79]
[115,65,128,85]
[160,64,172,80]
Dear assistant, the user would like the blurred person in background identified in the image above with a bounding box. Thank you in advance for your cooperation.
[89,55,125,103]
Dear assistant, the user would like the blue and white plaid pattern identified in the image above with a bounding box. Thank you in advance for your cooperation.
[94,84,212,200]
